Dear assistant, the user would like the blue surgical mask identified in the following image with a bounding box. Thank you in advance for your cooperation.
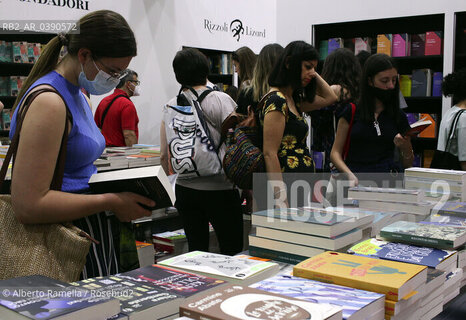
[78,59,120,95]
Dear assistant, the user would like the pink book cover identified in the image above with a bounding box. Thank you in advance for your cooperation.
[392,34,408,57]
[425,31,443,55]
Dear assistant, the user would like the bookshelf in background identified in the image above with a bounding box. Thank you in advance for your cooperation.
[454,11,466,72]
[183,46,238,92]
[313,14,445,168]
[0,30,54,139]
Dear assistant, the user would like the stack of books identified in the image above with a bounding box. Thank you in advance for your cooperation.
[404,167,466,201]
[248,208,370,264]
[293,251,427,320]
[94,146,161,172]
[349,186,434,219]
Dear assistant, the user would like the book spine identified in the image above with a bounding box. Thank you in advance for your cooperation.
[437,209,466,218]
[379,231,453,249]
[249,246,307,265]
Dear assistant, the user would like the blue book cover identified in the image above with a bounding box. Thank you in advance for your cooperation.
[328,38,343,54]
[421,214,466,228]
[434,201,466,217]
[348,238,456,268]
[432,72,443,97]
[250,274,384,320]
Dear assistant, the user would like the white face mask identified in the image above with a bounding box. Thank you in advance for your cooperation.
[78,59,120,95]
[132,84,141,96]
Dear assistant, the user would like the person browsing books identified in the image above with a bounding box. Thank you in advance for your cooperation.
[330,54,413,186]
[94,69,141,147]
[8,10,155,278]
[160,48,243,255]
[311,48,362,172]
[437,68,466,170]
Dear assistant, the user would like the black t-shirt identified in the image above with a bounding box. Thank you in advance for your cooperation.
[341,104,410,166]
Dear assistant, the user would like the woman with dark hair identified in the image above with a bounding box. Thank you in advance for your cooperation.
[232,46,257,91]
[311,48,362,172]
[437,68,466,170]
[236,43,284,115]
[260,40,337,181]
[330,53,413,185]
[9,10,154,277]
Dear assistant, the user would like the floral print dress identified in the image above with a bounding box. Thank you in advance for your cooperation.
[259,91,315,172]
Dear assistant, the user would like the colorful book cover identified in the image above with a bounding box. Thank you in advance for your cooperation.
[0,275,120,320]
[399,75,412,97]
[70,275,183,319]
[422,214,466,228]
[433,201,466,217]
[158,251,278,281]
[379,221,466,249]
[432,72,443,97]
[348,238,456,268]
[251,275,384,320]
[328,38,343,55]
[406,113,419,125]
[293,251,427,301]
[354,37,371,55]
[411,33,426,56]
[418,113,436,138]
[425,31,443,55]
[12,41,22,63]
[392,34,409,57]
[179,284,343,320]
[376,34,392,56]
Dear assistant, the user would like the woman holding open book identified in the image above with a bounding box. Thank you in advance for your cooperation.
[330,54,413,186]
[7,10,154,278]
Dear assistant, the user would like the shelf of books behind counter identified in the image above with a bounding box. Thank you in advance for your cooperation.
[313,13,445,168]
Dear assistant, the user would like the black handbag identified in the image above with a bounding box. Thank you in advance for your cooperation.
[430,109,465,170]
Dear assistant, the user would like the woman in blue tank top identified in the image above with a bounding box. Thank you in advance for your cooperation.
[9,10,154,278]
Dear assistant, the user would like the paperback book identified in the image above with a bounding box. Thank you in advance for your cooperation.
[348,238,457,269]
[431,201,466,217]
[0,275,120,320]
[379,221,466,249]
[251,274,385,320]
[88,165,175,210]
[248,233,326,258]
[179,284,343,320]
[158,251,279,285]
[421,214,466,228]
[348,186,425,203]
[405,116,433,137]
[293,251,427,301]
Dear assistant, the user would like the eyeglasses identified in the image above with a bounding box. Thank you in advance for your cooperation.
[94,59,128,81]
[129,80,140,86]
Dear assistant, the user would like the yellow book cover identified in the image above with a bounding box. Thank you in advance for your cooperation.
[399,75,412,97]
[377,34,392,56]
[293,252,426,301]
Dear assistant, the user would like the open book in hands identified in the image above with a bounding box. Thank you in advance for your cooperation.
[404,117,433,137]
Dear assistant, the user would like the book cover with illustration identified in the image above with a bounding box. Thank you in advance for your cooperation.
[348,238,456,269]
[70,275,183,320]
[251,275,384,320]
[376,34,392,56]
[293,252,427,301]
[159,251,279,285]
[117,264,225,297]
[0,275,120,320]
[179,284,343,320]
[421,214,466,228]
[432,201,466,217]
[379,221,466,249]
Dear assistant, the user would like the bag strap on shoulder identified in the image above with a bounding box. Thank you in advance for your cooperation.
[445,109,466,152]
[98,94,130,129]
[0,88,72,191]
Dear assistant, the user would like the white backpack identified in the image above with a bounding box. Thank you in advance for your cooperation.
[163,87,222,179]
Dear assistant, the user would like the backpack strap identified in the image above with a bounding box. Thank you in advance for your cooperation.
[343,103,356,160]
[98,94,131,129]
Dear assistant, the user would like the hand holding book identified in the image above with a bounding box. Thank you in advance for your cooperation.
[404,117,433,137]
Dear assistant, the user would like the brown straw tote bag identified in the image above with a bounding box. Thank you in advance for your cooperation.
[0,88,95,282]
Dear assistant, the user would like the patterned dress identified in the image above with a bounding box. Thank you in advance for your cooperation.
[259,91,315,172]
